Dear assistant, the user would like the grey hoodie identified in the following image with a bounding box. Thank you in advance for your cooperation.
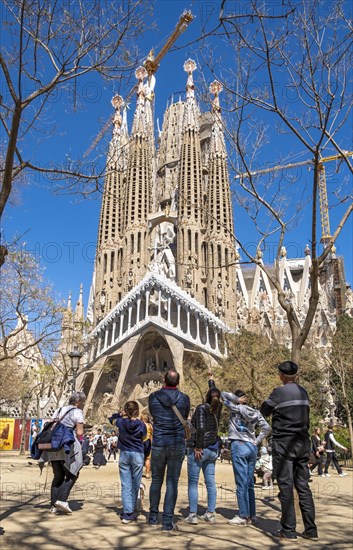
[221,391,271,446]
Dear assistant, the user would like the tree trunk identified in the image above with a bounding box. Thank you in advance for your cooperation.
[0,104,22,219]
[291,325,302,365]
[19,417,27,456]
[344,400,353,460]
[291,344,301,365]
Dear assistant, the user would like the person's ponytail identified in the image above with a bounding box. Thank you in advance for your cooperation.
[206,388,221,415]
[209,394,220,414]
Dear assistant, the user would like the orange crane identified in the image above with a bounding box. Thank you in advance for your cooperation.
[84,11,194,157]
[235,151,353,246]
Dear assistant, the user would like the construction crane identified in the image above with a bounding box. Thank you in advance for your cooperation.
[84,11,194,157]
[235,151,353,246]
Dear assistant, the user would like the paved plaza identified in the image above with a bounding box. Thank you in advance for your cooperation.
[0,453,352,549]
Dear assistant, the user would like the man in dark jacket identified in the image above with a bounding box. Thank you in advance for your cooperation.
[260,361,318,541]
[148,369,190,532]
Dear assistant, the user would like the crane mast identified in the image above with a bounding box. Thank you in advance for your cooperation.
[235,151,353,246]
[144,11,194,78]
[84,11,193,156]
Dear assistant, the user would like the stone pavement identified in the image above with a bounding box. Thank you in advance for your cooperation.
[0,454,352,549]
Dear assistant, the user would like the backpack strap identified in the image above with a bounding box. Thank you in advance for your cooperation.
[171,404,187,429]
[56,407,76,423]
[154,392,187,428]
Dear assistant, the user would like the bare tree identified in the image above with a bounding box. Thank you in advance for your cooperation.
[199,0,353,362]
[0,0,151,264]
[0,247,74,453]
[0,248,62,365]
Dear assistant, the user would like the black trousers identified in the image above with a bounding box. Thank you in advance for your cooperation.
[108,449,117,460]
[272,439,317,538]
[51,460,78,505]
[310,453,324,475]
[324,451,342,474]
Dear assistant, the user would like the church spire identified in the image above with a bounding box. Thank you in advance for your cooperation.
[132,67,149,137]
[206,81,237,323]
[75,283,84,322]
[182,59,199,131]
[67,290,72,312]
[177,59,205,302]
[122,66,153,291]
[109,94,129,169]
[209,81,227,158]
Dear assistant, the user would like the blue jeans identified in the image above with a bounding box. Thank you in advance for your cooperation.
[149,444,185,528]
[119,451,144,516]
[187,447,218,513]
[231,440,257,519]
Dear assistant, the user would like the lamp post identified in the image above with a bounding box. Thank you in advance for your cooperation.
[68,344,83,391]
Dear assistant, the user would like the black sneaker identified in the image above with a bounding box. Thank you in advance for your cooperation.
[273,530,297,540]
[302,532,319,541]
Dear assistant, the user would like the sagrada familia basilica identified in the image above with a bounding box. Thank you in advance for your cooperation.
[68,59,351,421]
[4,59,351,422]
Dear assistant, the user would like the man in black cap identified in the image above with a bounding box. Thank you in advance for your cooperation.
[260,361,318,541]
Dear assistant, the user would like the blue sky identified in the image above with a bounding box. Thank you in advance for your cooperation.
[2,0,353,312]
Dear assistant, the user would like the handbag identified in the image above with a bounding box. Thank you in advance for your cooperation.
[171,405,196,440]
[36,407,75,451]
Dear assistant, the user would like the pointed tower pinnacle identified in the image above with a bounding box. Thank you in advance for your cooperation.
[75,283,84,322]
[182,59,199,130]
[112,94,123,137]
[132,66,148,136]
[67,290,72,312]
[108,94,129,169]
[209,81,227,158]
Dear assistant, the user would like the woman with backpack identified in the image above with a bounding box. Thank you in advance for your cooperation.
[185,372,223,525]
[40,391,86,514]
[109,401,147,524]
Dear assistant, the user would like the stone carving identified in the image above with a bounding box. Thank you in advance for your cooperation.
[142,380,162,396]
[145,357,156,372]
[151,222,176,280]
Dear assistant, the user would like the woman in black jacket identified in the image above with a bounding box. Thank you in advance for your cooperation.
[310,427,325,477]
[185,373,222,524]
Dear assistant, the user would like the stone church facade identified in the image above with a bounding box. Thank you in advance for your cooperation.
[77,60,352,422]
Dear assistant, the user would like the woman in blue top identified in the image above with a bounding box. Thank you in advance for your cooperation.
[109,401,147,524]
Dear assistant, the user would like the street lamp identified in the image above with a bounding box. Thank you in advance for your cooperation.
[68,344,83,391]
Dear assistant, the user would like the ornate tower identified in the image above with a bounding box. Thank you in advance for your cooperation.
[206,81,237,324]
[122,67,154,292]
[93,94,129,323]
[176,60,206,303]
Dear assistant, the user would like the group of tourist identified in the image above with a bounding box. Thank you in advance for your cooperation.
[31,361,350,541]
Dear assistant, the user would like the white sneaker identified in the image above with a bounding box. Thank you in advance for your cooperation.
[49,506,59,514]
[324,473,331,477]
[199,511,216,523]
[339,472,347,477]
[227,515,247,525]
[319,474,325,477]
[185,513,198,524]
[54,500,72,514]
[262,485,271,490]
